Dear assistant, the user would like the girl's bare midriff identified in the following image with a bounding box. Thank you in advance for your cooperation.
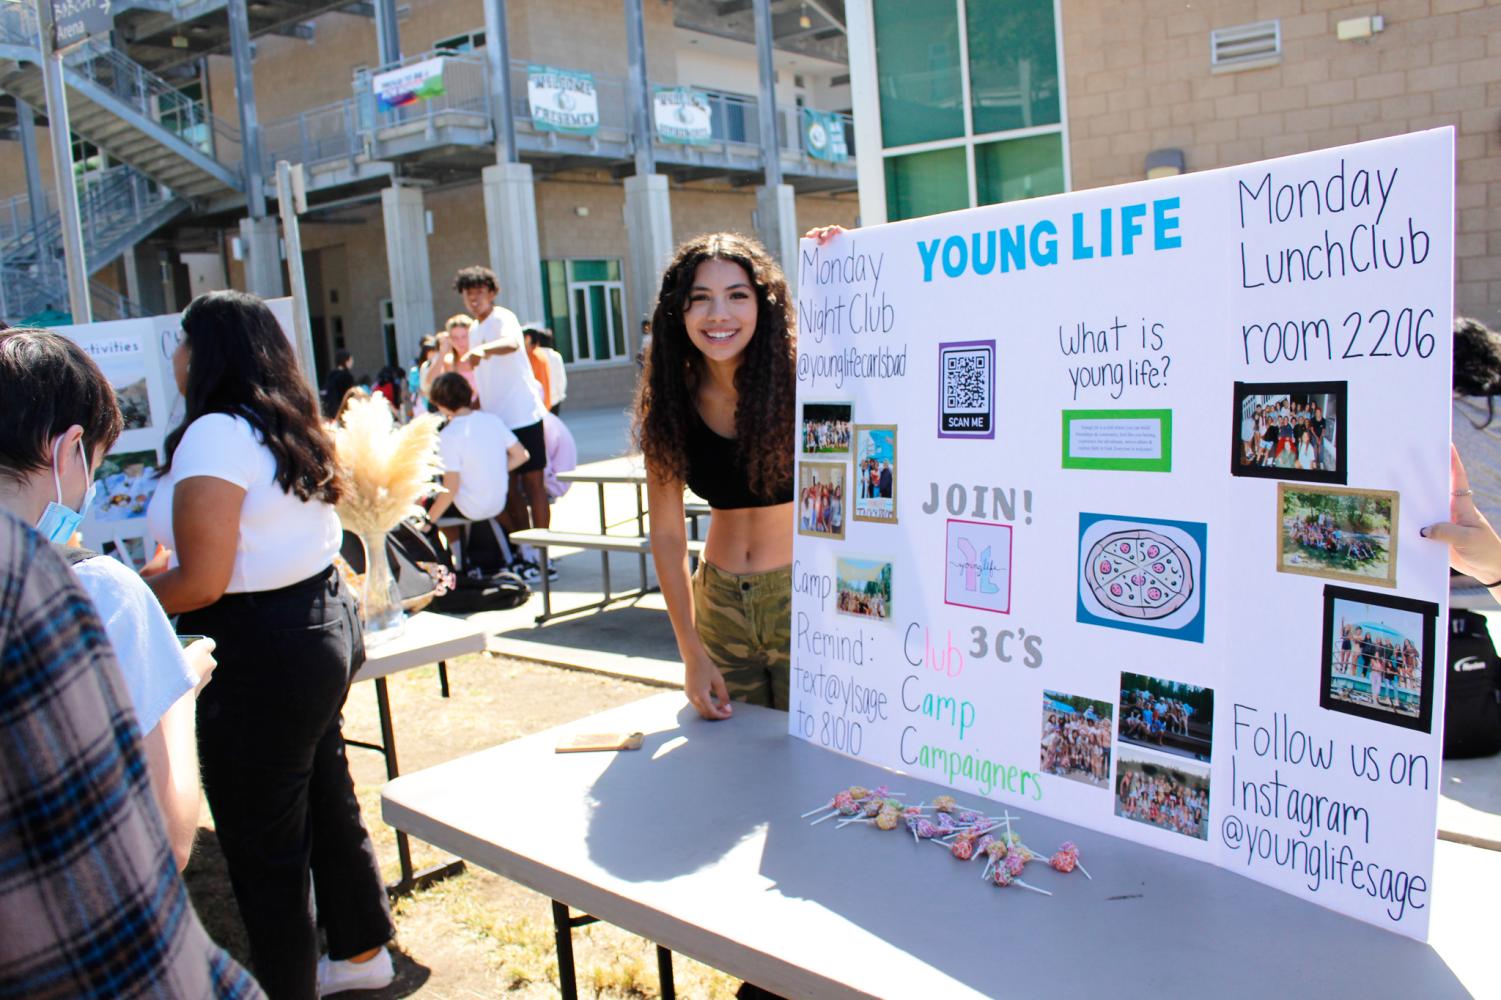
[702,501,794,574]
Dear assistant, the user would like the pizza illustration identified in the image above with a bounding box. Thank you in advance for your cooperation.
[1084,529,1194,620]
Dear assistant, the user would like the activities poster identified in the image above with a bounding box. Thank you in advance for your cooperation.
[59,299,297,567]
[789,130,1454,940]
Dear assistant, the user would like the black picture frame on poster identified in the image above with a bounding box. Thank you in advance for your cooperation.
[1319,584,1437,735]
[1230,380,1348,484]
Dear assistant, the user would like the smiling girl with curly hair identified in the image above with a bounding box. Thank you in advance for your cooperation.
[634,232,796,720]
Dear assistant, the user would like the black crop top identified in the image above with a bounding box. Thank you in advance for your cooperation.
[684,406,794,510]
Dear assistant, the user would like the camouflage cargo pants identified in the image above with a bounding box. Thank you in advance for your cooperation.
[691,560,791,711]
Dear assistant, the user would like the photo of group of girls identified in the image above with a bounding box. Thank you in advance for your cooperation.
[1038,691,1113,789]
[1114,751,1211,841]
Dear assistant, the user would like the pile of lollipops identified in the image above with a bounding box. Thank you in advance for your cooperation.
[803,785,1092,896]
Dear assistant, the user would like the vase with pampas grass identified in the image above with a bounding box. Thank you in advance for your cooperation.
[332,395,443,640]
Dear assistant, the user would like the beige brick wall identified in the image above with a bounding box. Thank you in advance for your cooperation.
[1060,0,1501,325]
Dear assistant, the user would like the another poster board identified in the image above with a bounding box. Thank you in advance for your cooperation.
[653,86,712,145]
[373,57,447,112]
[56,298,296,567]
[801,108,848,163]
[790,130,1454,940]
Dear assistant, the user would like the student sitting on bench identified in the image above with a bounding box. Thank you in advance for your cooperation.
[425,373,528,569]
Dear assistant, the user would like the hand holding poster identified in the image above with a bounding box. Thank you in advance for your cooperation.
[790,129,1454,939]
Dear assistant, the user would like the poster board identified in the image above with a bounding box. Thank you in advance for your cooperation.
[653,86,712,145]
[56,298,296,567]
[373,57,447,112]
[790,130,1454,939]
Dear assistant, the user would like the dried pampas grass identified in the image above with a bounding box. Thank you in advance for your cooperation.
[332,396,443,537]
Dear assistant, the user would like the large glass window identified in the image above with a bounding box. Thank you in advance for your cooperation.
[965,0,1061,135]
[873,0,964,148]
[885,147,968,223]
[539,259,626,364]
[975,133,1065,205]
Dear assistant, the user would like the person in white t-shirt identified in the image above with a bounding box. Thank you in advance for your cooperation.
[144,290,394,998]
[452,266,551,537]
[0,329,212,872]
[427,372,529,528]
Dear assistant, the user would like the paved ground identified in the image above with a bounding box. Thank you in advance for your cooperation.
[465,404,1501,849]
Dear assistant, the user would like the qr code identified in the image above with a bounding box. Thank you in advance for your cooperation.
[943,351,991,412]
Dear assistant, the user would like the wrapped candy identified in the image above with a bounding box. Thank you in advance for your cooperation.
[848,786,870,800]
[956,810,982,826]
[875,807,900,831]
[908,817,938,840]
[932,813,956,833]
[1007,844,1034,864]
[985,841,1008,861]
[834,791,858,815]
[990,866,1013,888]
[950,838,975,861]
[1004,853,1027,877]
[862,798,884,818]
[932,795,957,813]
[1058,841,1078,855]
[1050,850,1077,874]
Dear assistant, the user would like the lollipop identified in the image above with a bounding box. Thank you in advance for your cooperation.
[875,807,901,831]
[1007,844,1035,864]
[835,791,859,815]
[990,866,1013,888]
[1053,842,1092,879]
[956,810,983,826]
[932,812,956,834]
[950,838,975,861]
[1004,853,1027,877]
[907,817,939,843]
[862,797,884,818]
[1058,841,1078,854]
[932,795,957,813]
[848,786,870,800]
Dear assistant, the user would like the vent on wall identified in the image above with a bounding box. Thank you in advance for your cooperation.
[1210,19,1281,73]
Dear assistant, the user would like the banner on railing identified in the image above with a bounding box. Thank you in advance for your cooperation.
[801,107,848,163]
[653,86,712,145]
[527,65,599,136]
[373,57,447,112]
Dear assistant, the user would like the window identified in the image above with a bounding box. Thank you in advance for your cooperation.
[975,133,1065,205]
[379,298,397,366]
[434,30,485,54]
[873,0,964,147]
[885,147,968,223]
[539,259,626,365]
[965,0,1060,135]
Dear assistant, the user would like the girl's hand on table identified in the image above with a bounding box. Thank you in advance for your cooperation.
[684,647,733,721]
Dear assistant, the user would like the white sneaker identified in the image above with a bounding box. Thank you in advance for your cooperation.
[317,946,395,995]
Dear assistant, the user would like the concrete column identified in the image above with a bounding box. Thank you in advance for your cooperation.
[482,161,542,323]
[481,0,516,162]
[228,0,267,218]
[624,0,654,176]
[373,0,401,66]
[239,216,285,298]
[756,182,798,289]
[380,184,435,366]
[624,172,673,349]
[16,104,46,234]
[122,244,145,304]
[751,0,785,264]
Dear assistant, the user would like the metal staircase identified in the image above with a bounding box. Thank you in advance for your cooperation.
[0,7,244,200]
[0,163,188,320]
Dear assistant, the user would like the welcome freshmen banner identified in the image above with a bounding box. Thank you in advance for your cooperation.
[789,130,1454,939]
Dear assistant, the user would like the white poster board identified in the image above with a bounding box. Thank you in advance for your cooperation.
[653,86,712,145]
[527,64,599,136]
[57,298,296,567]
[790,130,1454,939]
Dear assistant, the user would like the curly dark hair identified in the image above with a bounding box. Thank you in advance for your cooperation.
[453,266,499,294]
[632,232,795,500]
[163,290,342,504]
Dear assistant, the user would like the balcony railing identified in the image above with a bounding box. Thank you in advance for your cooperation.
[72,46,243,166]
[257,50,854,177]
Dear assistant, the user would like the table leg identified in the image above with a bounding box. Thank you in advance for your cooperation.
[534,545,553,624]
[596,482,608,536]
[370,677,467,898]
[437,659,450,699]
[657,945,675,1000]
[551,901,601,1000]
[635,484,648,591]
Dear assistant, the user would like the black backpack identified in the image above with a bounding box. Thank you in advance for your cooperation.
[1444,609,1501,758]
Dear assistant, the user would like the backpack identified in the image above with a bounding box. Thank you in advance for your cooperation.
[339,520,448,613]
[1443,609,1501,758]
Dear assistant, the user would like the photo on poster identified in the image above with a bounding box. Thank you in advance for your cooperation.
[797,462,847,540]
[1039,691,1113,789]
[1118,671,1215,762]
[944,518,1012,614]
[801,401,853,454]
[90,449,162,523]
[835,556,891,622]
[853,425,897,523]
[1231,381,1346,484]
[1277,483,1398,588]
[82,334,153,430]
[937,339,995,439]
[1076,513,1207,643]
[1061,409,1172,473]
[1320,585,1437,734]
[1114,748,1210,842]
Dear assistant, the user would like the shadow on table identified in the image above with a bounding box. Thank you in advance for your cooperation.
[582,706,1473,999]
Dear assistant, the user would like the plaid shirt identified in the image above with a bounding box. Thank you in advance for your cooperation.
[0,512,263,999]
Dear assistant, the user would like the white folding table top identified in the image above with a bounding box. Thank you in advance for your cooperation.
[382,692,1491,999]
[355,611,487,683]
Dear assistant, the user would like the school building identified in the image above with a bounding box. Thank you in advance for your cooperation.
[1,1,1497,408]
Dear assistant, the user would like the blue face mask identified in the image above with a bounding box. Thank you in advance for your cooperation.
[35,438,97,544]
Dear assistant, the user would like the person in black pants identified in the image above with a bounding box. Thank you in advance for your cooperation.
[147,291,393,999]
